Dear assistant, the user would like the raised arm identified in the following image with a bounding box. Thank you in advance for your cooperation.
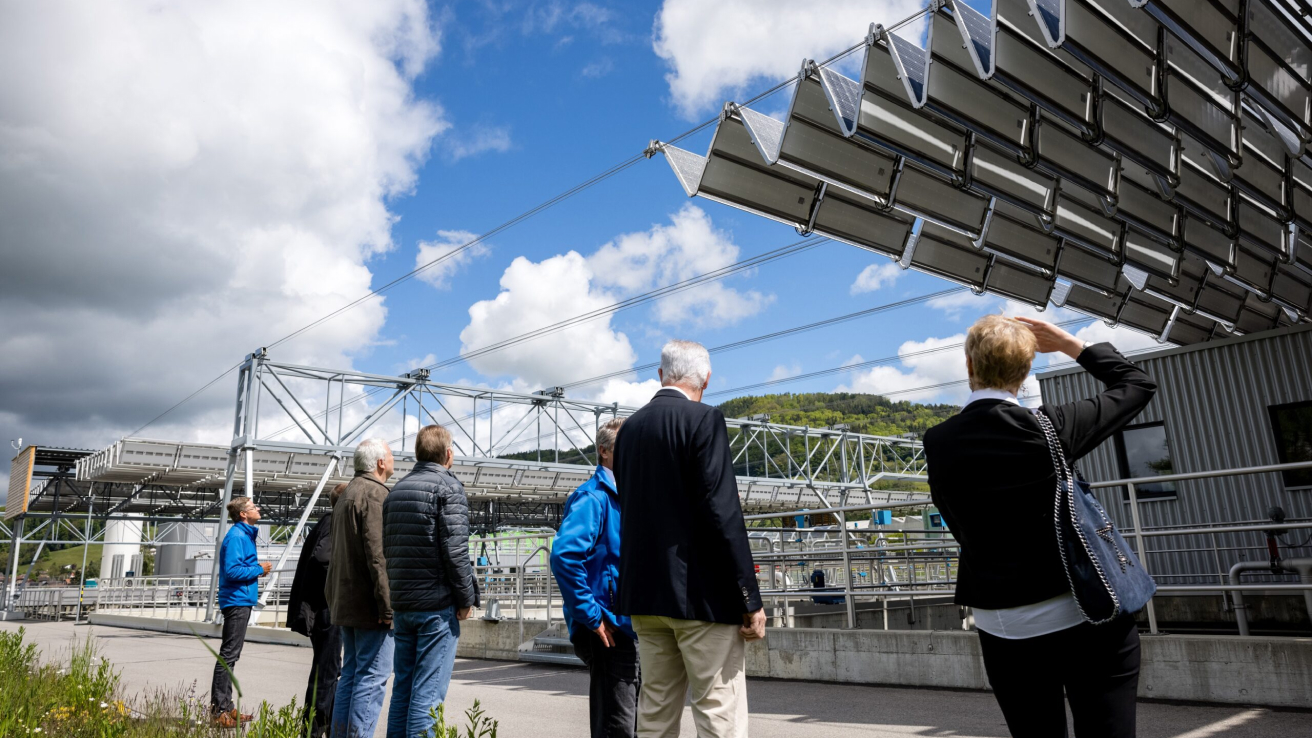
[1017,317,1158,461]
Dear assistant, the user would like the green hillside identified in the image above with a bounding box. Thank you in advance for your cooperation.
[718,392,958,437]
[500,392,959,475]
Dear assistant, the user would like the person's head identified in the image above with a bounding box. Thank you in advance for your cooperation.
[965,314,1037,393]
[354,438,394,481]
[658,339,711,401]
[227,496,260,524]
[415,424,455,468]
[329,482,348,507]
[595,417,624,470]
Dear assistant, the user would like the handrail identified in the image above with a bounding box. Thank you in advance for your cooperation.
[1087,460,1312,488]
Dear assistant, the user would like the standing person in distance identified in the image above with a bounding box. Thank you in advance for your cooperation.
[923,316,1157,738]
[211,497,272,727]
[288,482,348,738]
[550,417,640,738]
[325,439,396,738]
[614,340,765,738]
[382,425,480,738]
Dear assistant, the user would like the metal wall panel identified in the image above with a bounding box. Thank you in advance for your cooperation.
[1037,323,1312,583]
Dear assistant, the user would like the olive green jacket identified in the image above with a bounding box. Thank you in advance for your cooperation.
[325,474,392,628]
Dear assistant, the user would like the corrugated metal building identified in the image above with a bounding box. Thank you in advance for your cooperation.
[1037,323,1312,585]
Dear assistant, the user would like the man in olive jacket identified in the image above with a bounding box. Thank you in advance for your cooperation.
[325,439,394,738]
[382,424,479,738]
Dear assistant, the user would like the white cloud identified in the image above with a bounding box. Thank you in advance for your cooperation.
[443,126,513,161]
[653,0,925,117]
[415,230,489,289]
[768,363,801,382]
[396,354,438,374]
[459,205,770,392]
[1074,321,1163,353]
[588,204,772,327]
[838,334,970,403]
[580,58,614,78]
[460,251,637,388]
[850,261,903,294]
[928,290,985,320]
[0,1,447,450]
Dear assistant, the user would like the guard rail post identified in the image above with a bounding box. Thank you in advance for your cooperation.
[1125,481,1159,634]
[838,508,855,629]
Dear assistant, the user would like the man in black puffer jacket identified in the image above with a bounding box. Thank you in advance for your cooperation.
[381,424,479,738]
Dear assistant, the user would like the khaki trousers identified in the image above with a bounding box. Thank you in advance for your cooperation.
[631,615,749,738]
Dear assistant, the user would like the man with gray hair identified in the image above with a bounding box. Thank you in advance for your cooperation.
[614,340,764,737]
[326,438,395,738]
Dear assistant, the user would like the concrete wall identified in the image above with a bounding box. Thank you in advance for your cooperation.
[455,617,546,661]
[741,628,1312,708]
[90,615,1312,709]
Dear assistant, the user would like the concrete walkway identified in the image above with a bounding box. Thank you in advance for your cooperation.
[4,619,1308,737]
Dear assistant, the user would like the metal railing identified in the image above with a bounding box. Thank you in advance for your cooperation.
[92,574,294,626]
[37,460,1310,637]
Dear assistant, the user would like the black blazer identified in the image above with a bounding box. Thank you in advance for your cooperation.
[924,343,1157,610]
[288,510,333,636]
[614,388,763,624]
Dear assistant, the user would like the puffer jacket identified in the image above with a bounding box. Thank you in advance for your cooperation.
[382,461,480,612]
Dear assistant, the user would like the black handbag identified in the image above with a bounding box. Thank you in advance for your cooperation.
[1034,409,1157,624]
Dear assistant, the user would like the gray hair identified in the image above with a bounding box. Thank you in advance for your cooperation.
[596,418,624,453]
[353,438,390,473]
[660,339,711,388]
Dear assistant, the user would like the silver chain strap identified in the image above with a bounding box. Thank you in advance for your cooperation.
[1033,408,1122,624]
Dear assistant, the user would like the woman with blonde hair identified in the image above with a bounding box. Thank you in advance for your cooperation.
[924,316,1157,738]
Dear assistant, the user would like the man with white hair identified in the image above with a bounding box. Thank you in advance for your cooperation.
[325,438,395,738]
[614,340,765,738]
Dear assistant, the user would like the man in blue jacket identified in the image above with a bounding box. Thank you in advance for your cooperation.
[550,418,638,738]
[211,496,271,727]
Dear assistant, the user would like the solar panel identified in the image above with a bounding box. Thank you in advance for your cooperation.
[648,0,1312,345]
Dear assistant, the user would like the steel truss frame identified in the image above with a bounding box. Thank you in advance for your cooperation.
[199,349,927,619]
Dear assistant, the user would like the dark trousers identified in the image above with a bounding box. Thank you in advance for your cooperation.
[978,617,1141,738]
[304,611,342,738]
[571,626,640,738]
[211,606,252,714]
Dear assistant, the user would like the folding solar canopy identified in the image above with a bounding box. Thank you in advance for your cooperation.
[653,0,1312,345]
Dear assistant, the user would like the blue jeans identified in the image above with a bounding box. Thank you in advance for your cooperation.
[332,626,394,738]
[386,608,461,738]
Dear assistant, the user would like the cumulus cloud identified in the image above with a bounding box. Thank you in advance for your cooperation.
[459,205,770,392]
[850,261,903,294]
[768,363,802,382]
[460,251,637,389]
[839,334,971,403]
[0,1,447,451]
[588,204,772,327]
[653,0,925,117]
[415,230,489,289]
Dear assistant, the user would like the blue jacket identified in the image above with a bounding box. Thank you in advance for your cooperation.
[217,522,263,608]
[549,466,635,640]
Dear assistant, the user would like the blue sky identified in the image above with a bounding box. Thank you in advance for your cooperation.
[0,0,1158,457]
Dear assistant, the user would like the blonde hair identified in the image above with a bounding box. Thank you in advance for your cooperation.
[415,424,453,464]
[965,315,1036,391]
[595,417,624,453]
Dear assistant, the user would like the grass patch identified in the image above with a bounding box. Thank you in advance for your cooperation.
[0,627,500,737]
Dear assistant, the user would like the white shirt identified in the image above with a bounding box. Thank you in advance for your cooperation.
[657,385,694,400]
[961,387,1085,638]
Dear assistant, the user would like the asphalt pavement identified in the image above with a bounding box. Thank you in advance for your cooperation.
[3,619,1307,737]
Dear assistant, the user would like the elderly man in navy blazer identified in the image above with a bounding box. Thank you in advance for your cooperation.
[614,339,765,738]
